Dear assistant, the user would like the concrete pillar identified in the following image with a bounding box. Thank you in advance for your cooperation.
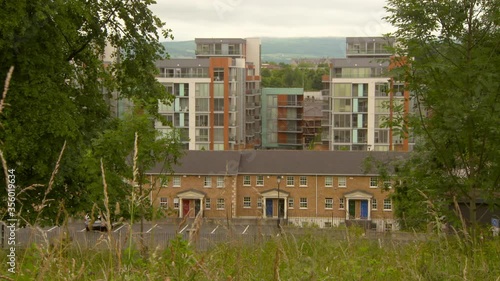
[262,196,266,218]
[346,198,350,220]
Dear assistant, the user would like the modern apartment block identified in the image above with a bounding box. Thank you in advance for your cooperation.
[322,37,412,152]
[147,150,404,231]
[303,92,324,149]
[261,88,304,149]
[155,38,261,150]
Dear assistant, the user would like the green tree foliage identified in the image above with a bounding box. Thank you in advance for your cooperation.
[384,0,500,233]
[0,0,176,224]
[262,64,329,91]
[82,111,183,224]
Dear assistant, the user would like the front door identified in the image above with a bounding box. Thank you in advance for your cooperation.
[195,199,201,216]
[182,199,190,217]
[360,200,368,219]
[266,199,273,217]
[278,199,285,218]
[348,200,356,218]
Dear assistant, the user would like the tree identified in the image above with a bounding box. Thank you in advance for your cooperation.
[86,110,183,231]
[0,0,176,224]
[384,0,500,236]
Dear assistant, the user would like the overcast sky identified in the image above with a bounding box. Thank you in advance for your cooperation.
[151,0,395,41]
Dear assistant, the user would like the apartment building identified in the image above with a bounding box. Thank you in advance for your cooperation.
[261,88,304,149]
[303,93,324,149]
[155,38,261,150]
[147,150,405,231]
[322,37,412,152]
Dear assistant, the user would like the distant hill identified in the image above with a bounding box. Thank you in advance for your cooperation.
[161,37,346,63]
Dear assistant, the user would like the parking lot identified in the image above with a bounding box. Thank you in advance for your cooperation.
[0,219,285,251]
[1,219,429,251]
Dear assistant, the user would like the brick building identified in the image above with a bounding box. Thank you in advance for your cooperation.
[147,150,406,231]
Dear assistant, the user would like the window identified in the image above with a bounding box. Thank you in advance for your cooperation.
[214,83,224,97]
[333,114,351,127]
[196,99,209,112]
[288,198,294,208]
[256,175,264,186]
[299,198,308,209]
[204,176,212,187]
[214,98,224,111]
[385,223,393,232]
[160,197,168,208]
[339,198,345,209]
[299,176,307,187]
[383,198,392,211]
[217,176,225,188]
[325,198,333,209]
[196,114,209,126]
[173,176,181,187]
[333,130,351,143]
[372,199,378,210]
[257,198,262,208]
[325,176,333,187]
[173,198,179,209]
[370,177,378,188]
[338,177,347,188]
[243,197,251,208]
[214,113,224,126]
[195,128,209,141]
[383,180,392,189]
[205,198,211,209]
[333,83,351,97]
[333,99,352,112]
[217,198,225,210]
[375,129,389,143]
[243,175,251,186]
[214,68,224,81]
[286,176,294,187]
[195,83,209,97]
[214,128,224,142]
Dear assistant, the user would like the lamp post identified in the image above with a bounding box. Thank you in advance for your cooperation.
[277,175,283,229]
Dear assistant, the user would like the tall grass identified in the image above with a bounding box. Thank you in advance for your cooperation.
[1,228,499,280]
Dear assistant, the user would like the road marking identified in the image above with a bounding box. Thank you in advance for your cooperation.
[78,228,86,232]
[113,224,126,233]
[47,226,58,232]
[179,224,189,234]
[146,224,158,233]
[242,225,250,234]
[211,225,219,234]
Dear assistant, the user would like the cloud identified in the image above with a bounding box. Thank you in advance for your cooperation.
[152,0,394,41]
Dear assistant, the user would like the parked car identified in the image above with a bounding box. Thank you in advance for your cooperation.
[84,214,124,232]
[84,214,109,232]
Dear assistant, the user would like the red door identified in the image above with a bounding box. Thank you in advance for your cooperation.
[182,200,190,217]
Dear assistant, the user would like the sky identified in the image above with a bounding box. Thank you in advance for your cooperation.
[151,0,395,42]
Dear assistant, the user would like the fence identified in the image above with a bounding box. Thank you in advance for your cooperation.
[0,224,276,251]
[0,222,430,252]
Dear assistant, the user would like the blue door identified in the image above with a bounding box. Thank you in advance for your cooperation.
[360,200,368,219]
[266,199,273,217]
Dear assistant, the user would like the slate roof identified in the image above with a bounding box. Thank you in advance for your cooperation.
[238,150,405,175]
[148,150,407,176]
[149,151,240,175]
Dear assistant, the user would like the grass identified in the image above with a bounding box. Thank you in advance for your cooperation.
[1,228,499,280]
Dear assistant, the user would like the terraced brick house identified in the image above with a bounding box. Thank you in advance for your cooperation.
[147,150,405,231]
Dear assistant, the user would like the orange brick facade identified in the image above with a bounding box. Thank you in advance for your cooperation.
[148,173,396,230]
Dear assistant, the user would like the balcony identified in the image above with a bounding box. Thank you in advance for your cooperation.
[195,50,241,56]
[346,49,391,56]
[278,113,303,120]
[278,126,303,133]
[277,101,303,107]
[277,141,303,146]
